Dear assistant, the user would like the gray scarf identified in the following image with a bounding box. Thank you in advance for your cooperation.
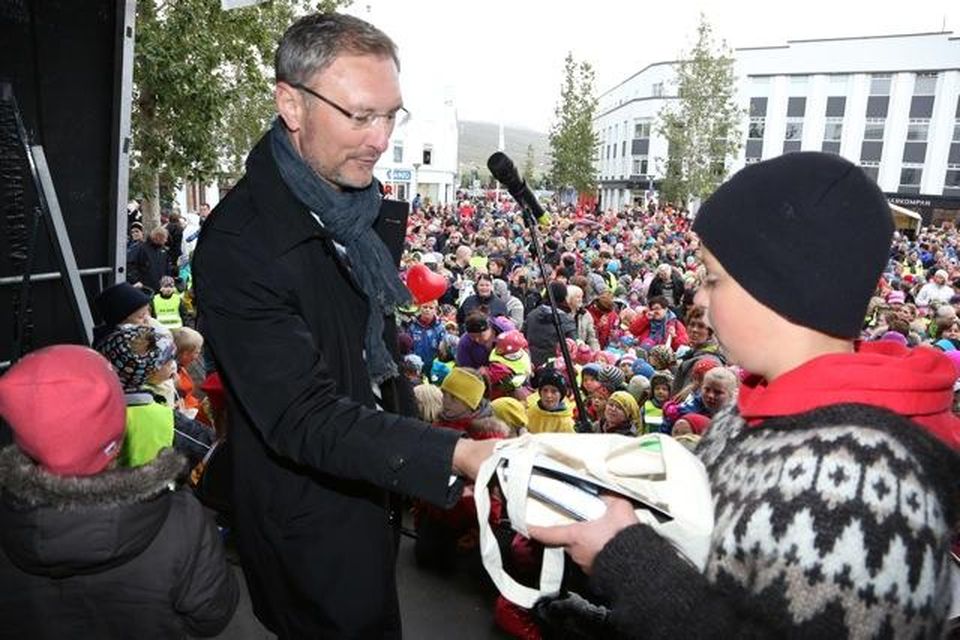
[269,119,410,383]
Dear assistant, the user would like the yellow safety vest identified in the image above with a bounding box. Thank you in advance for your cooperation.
[642,400,663,433]
[153,292,183,328]
[123,401,174,467]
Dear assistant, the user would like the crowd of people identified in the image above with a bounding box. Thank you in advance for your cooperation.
[0,11,958,640]
[2,153,960,639]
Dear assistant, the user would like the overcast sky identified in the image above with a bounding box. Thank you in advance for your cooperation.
[345,0,959,132]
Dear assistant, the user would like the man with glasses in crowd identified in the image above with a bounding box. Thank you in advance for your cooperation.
[193,13,493,638]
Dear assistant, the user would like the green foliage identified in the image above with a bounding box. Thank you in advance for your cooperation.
[522,143,535,184]
[130,0,350,220]
[548,53,598,194]
[656,14,743,205]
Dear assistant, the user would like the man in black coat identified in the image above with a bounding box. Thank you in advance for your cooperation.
[127,226,174,292]
[193,13,492,638]
[646,262,686,311]
[523,281,577,368]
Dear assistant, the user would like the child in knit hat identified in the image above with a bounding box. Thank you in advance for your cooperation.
[599,391,641,436]
[0,345,238,636]
[92,282,153,347]
[491,396,528,436]
[526,366,575,434]
[417,368,509,573]
[97,325,214,467]
[401,354,426,386]
[429,333,460,385]
[152,275,187,329]
[641,370,673,434]
[529,152,960,638]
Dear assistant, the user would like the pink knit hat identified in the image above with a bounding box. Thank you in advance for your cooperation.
[0,345,125,476]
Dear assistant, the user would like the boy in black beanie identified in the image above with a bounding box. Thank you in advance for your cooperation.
[530,152,960,638]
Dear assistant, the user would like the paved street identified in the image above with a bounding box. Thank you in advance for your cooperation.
[212,530,512,639]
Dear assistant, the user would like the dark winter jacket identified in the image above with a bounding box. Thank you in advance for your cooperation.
[523,304,577,368]
[126,240,174,292]
[0,447,238,639]
[456,293,508,326]
[193,133,463,637]
[646,272,686,309]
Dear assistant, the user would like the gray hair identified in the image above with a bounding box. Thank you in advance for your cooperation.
[275,13,400,85]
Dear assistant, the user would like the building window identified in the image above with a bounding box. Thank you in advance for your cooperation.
[907,119,929,142]
[863,118,885,141]
[914,72,937,95]
[789,75,809,92]
[784,119,803,141]
[945,164,960,196]
[787,97,806,117]
[783,118,803,153]
[651,82,664,97]
[824,119,843,141]
[870,74,892,95]
[748,118,765,140]
[860,162,880,182]
[952,120,960,142]
[822,117,843,153]
[825,96,846,118]
[828,74,849,93]
[393,142,403,163]
[632,157,648,175]
[422,145,432,165]
[899,165,922,193]
[634,120,651,139]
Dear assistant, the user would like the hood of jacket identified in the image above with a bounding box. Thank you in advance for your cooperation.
[0,446,186,578]
[738,341,960,448]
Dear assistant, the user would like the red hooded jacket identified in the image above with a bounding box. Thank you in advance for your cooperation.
[738,341,960,449]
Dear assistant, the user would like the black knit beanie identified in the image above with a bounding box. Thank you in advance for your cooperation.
[95,282,152,326]
[692,152,892,338]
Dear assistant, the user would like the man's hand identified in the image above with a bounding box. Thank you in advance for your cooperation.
[527,495,638,574]
[451,438,496,481]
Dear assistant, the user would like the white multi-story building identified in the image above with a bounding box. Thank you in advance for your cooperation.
[595,32,960,223]
[374,93,459,207]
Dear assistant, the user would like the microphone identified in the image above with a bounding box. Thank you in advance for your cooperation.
[487,152,549,226]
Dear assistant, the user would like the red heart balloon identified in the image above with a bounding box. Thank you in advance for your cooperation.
[406,263,448,304]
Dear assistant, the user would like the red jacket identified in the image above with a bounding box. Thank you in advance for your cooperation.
[738,341,960,450]
[628,313,690,349]
[587,305,620,349]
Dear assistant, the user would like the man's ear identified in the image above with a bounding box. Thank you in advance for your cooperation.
[275,81,304,132]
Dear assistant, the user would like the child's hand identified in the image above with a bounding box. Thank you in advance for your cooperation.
[528,495,638,574]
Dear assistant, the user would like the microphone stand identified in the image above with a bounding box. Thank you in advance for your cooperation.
[521,208,593,433]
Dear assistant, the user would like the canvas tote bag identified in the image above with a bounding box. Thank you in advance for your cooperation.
[474,432,714,608]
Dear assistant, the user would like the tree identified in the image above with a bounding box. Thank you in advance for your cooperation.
[548,53,598,195]
[656,14,743,205]
[522,143,536,186]
[131,0,349,230]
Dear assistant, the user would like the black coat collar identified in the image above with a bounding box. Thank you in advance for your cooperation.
[233,132,408,264]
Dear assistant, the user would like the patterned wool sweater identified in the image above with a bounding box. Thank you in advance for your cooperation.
[581,403,959,639]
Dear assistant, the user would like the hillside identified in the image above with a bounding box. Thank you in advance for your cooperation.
[457,120,550,183]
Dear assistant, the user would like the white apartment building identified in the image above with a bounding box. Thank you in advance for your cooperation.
[595,32,960,223]
[374,94,459,208]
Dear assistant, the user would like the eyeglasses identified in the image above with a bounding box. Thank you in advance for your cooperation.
[290,82,409,130]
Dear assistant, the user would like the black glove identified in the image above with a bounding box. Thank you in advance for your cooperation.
[535,591,611,640]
